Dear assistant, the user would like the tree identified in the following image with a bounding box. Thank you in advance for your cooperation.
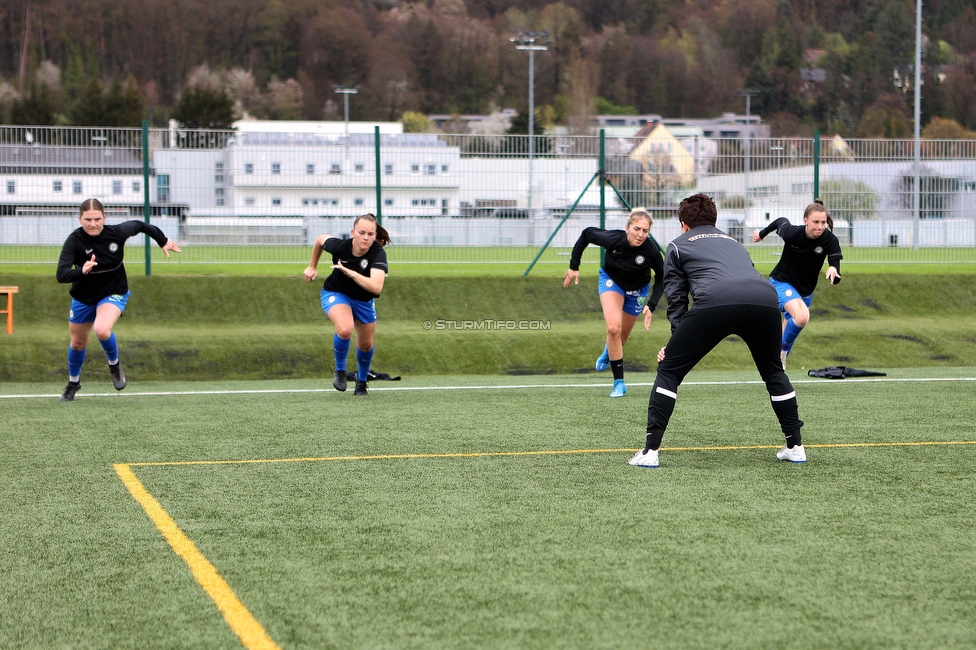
[8,80,58,125]
[104,76,145,126]
[172,86,234,129]
[401,111,435,133]
[820,178,881,222]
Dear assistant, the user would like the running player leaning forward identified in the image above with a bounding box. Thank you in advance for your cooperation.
[303,214,390,397]
[751,199,842,369]
[56,198,181,401]
[629,193,806,468]
[563,208,664,398]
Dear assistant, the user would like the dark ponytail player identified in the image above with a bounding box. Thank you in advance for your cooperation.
[751,199,843,369]
[56,198,181,401]
[303,214,390,397]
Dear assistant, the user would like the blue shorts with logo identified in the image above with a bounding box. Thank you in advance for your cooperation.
[321,289,377,324]
[598,268,650,317]
[769,278,813,312]
[69,292,130,323]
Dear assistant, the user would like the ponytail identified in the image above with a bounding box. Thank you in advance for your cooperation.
[354,213,390,246]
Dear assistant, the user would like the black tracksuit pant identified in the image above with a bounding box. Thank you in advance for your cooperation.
[645,303,803,451]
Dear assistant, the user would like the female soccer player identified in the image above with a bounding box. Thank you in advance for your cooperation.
[303,213,390,396]
[751,199,843,368]
[563,208,664,397]
[56,198,181,401]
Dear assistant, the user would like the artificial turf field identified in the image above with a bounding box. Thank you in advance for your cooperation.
[4,369,976,649]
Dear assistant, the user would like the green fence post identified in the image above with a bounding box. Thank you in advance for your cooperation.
[813,130,820,201]
[142,120,151,277]
[374,125,382,225]
[599,128,606,266]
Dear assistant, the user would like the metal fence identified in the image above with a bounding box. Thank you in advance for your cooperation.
[2,124,975,268]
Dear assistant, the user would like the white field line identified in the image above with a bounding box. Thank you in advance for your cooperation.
[3,376,976,400]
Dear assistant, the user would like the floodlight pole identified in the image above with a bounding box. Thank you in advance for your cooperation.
[912,0,922,250]
[738,89,760,222]
[511,31,551,211]
[334,85,359,168]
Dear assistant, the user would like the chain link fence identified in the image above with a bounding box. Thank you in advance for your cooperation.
[2,125,975,268]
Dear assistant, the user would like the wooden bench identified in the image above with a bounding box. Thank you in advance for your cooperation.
[0,286,19,335]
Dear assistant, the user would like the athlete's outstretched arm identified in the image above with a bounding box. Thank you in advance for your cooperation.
[303,234,332,282]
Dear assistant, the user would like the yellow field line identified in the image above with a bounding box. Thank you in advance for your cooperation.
[114,464,280,650]
[125,440,976,467]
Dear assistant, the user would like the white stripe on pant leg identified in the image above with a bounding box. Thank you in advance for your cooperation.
[770,391,796,402]
[655,387,678,399]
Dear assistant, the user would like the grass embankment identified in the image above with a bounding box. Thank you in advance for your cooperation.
[2,272,975,382]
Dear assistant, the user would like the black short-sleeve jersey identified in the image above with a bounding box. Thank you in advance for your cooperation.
[760,218,843,297]
[56,220,169,305]
[321,238,389,301]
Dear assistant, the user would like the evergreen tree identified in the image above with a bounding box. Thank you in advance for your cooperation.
[172,86,234,129]
[9,81,58,125]
[71,78,108,125]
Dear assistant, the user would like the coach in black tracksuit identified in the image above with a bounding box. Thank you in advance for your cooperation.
[628,194,806,468]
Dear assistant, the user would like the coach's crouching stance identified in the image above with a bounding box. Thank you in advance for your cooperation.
[629,193,805,468]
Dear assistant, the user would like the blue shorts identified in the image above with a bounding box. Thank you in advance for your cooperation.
[69,292,130,323]
[321,290,377,324]
[598,268,650,317]
[769,278,813,312]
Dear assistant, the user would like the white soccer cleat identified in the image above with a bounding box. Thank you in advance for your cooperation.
[628,448,659,468]
[776,444,806,463]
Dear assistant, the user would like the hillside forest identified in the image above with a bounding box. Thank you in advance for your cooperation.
[2,0,976,137]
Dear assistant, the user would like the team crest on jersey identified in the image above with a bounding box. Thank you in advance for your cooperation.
[109,243,119,252]
[814,246,824,254]
[635,255,645,265]
[605,279,614,288]
[359,259,368,269]
[69,309,74,318]
[785,290,794,297]
[328,296,336,304]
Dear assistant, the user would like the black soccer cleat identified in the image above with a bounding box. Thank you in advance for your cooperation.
[354,380,368,396]
[333,369,347,392]
[60,381,81,402]
[109,361,126,391]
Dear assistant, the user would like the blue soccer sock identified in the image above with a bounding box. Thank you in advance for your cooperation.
[67,347,86,382]
[99,333,119,365]
[782,315,804,354]
[334,334,351,371]
[356,347,374,382]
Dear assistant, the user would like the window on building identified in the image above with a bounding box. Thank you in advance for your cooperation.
[384,164,393,175]
[112,180,122,194]
[411,164,420,173]
[328,199,338,206]
[384,198,394,206]
[412,199,419,206]
[215,162,224,184]
[354,198,364,206]
[6,180,14,194]
[441,198,449,215]
[215,188,224,197]
[272,198,281,206]
[132,181,140,193]
[354,163,364,173]
[441,165,449,173]
[245,163,254,174]
[271,162,281,175]
[53,180,63,192]
[330,163,341,174]
[73,181,83,195]
[245,197,255,206]
[424,164,436,175]
[306,163,315,175]
[156,175,169,202]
